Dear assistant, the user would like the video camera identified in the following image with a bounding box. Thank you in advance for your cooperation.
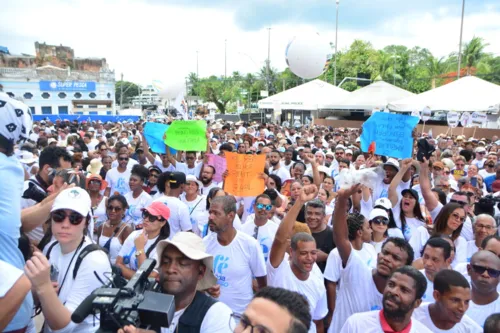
[22,181,48,203]
[71,259,175,333]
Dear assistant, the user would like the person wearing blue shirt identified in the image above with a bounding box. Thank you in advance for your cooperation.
[484,163,500,192]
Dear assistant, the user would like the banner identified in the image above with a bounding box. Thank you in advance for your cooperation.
[447,111,459,128]
[421,107,432,122]
[39,81,96,92]
[224,152,266,197]
[165,120,207,151]
[207,154,227,183]
[460,112,472,128]
[360,112,419,159]
[471,112,487,127]
[143,122,176,154]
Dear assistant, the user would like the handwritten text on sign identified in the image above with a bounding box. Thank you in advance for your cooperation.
[207,154,227,183]
[165,120,207,151]
[361,112,419,159]
[224,152,266,197]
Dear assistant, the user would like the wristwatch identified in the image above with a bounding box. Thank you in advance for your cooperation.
[135,249,145,257]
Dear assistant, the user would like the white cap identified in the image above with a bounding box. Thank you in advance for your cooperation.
[345,149,353,155]
[186,175,203,189]
[48,138,57,145]
[19,151,37,164]
[384,158,400,171]
[475,146,486,153]
[374,197,392,210]
[369,208,389,220]
[88,127,95,132]
[228,139,236,144]
[51,187,91,217]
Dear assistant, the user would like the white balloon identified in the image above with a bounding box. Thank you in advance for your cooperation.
[285,33,330,79]
[158,80,186,100]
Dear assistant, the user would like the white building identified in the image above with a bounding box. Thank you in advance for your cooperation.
[0,65,115,115]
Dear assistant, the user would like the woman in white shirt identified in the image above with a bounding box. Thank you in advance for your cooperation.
[96,195,133,265]
[86,174,108,229]
[181,175,207,236]
[115,201,170,279]
[369,208,404,253]
[25,187,111,333]
[124,164,153,228]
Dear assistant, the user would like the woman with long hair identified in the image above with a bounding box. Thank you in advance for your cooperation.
[317,188,334,224]
[97,194,133,264]
[388,159,426,240]
[181,175,207,236]
[115,201,170,279]
[86,174,108,229]
[409,202,467,266]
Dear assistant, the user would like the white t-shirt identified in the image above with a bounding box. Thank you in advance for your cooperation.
[370,228,404,253]
[267,256,328,333]
[118,230,160,270]
[239,196,257,224]
[180,194,208,237]
[162,300,234,333]
[269,165,291,184]
[203,231,267,315]
[466,297,500,328]
[412,303,482,333]
[324,243,378,284]
[340,310,433,333]
[153,158,176,173]
[45,237,111,333]
[327,249,383,333]
[419,269,435,303]
[479,169,495,179]
[0,259,23,297]
[152,195,192,238]
[176,161,203,177]
[124,191,153,226]
[466,241,479,263]
[105,167,132,196]
[201,181,220,196]
[392,202,426,241]
[240,220,279,262]
[373,177,410,202]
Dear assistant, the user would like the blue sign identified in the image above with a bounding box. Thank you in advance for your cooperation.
[39,81,96,92]
[361,112,419,159]
[143,122,176,155]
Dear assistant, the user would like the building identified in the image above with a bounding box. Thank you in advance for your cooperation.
[0,42,115,115]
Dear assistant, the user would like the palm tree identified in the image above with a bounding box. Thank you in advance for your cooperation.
[426,56,447,88]
[461,37,490,75]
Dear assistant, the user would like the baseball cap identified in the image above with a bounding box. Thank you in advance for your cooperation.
[475,147,486,153]
[51,187,91,217]
[401,188,419,201]
[345,149,353,155]
[48,138,57,145]
[148,165,162,174]
[432,161,444,169]
[144,201,171,221]
[169,172,186,185]
[156,232,217,290]
[384,158,400,171]
[374,197,392,210]
[369,208,389,221]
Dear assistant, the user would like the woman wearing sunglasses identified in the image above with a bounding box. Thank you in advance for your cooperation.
[96,194,132,264]
[409,202,467,267]
[86,174,108,229]
[369,208,404,254]
[25,187,111,333]
[115,202,170,279]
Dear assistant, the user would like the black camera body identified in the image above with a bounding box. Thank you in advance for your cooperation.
[22,181,47,203]
[72,259,175,333]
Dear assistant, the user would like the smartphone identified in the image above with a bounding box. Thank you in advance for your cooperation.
[471,177,478,187]
[50,265,59,282]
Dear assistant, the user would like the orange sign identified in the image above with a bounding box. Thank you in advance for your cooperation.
[224,152,266,197]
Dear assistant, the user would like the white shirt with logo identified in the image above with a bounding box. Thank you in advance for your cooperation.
[105,167,132,196]
[340,310,432,333]
[412,302,482,332]
[124,191,153,226]
[240,220,278,262]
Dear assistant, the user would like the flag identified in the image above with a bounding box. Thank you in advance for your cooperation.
[173,91,188,120]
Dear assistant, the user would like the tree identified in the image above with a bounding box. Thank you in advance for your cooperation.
[187,72,199,96]
[426,56,448,88]
[462,37,490,75]
[197,75,241,114]
[115,81,140,105]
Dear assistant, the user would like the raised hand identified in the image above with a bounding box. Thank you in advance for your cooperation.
[300,184,319,202]
[401,158,413,169]
[337,183,362,199]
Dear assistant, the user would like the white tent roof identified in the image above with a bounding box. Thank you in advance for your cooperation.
[258,79,350,111]
[389,76,500,112]
[323,80,415,110]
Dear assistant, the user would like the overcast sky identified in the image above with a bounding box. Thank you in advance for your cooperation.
[1,0,499,88]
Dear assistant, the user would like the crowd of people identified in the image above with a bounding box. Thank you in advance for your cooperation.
[2,89,500,333]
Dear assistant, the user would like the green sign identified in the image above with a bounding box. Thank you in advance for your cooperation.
[165,120,207,151]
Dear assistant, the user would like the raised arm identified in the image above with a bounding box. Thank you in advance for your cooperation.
[140,131,156,164]
[303,153,321,188]
[388,158,413,208]
[333,184,362,266]
[419,158,439,212]
[269,185,318,269]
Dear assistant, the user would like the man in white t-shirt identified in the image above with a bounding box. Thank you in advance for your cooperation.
[240,194,278,262]
[268,184,328,333]
[328,184,415,333]
[340,266,432,333]
[412,269,482,332]
[466,250,500,327]
[200,165,219,195]
[203,196,267,315]
[479,154,497,179]
[420,237,453,302]
[152,172,192,239]
[105,152,132,197]
[372,158,411,202]
[269,150,291,184]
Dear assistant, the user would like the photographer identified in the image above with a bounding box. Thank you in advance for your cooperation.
[118,232,233,333]
[25,187,111,333]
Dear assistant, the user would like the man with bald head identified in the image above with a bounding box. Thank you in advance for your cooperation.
[466,250,500,327]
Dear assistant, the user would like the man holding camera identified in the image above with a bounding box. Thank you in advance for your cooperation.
[118,232,233,333]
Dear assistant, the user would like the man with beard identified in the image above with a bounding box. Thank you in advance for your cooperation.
[203,196,267,315]
[373,158,412,201]
[328,184,414,333]
[412,269,482,332]
[269,150,291,184]
[268,184,328,333]
[118,232,234,333]
[466,250,500,327]
[479,153,497,179]
[340,266,432,332]
[200,165,218,195]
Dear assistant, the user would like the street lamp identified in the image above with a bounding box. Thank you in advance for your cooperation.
[334,0,340,86]
[457,0,466,79]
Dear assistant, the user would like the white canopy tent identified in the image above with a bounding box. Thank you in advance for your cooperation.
[323,80,415,110]
[388,76,500,112]
[258,79,350,110]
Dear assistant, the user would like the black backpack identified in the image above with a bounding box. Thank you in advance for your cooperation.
[46,241,103,280]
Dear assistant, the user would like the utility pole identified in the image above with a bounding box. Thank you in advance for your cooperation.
[334,0,340,86]
[196,51,199,78]
[266,28,271,93]
[457,0,466,79]
[120,72,123,109]
[224,40,227,79]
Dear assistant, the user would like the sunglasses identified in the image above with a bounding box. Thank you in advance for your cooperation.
[107,205,123,212]
[256,203,273,211]
[89,179,102,185]
[119,157,129,161]
[444,171,451,174]
[371,217,389,225]
[52,210,85,225]
[142,210,164,222]
[450,199,468,206]
[451,212,466,223]
[471,264,500,278]
[150,173,159,178]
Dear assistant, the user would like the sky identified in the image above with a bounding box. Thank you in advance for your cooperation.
[1,0,499,89]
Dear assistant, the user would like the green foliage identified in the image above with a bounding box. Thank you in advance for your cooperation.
[115,81,140,105]
[196,76,241,114]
